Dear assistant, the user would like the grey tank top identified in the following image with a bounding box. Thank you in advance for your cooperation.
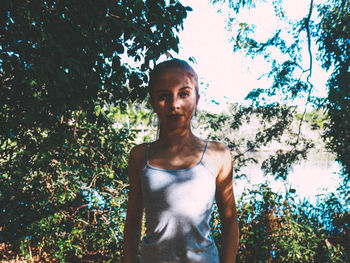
[140,141,219,263]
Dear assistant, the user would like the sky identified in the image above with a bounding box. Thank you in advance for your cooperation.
[171,0,330,113]
[169,0,341,202]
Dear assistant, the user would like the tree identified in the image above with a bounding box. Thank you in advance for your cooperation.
[318,0,350,180]
[209,0,349,261]
[0,0,190,261]
[197,108,349,262]
[210,0,349,180]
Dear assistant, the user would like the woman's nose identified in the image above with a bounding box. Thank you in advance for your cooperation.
[169,96,180,109]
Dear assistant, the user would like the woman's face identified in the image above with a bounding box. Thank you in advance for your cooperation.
[149,68,199,132]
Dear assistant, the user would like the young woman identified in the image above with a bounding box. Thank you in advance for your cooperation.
[123,59,239,263]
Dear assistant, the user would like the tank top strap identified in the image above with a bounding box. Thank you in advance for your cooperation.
[145,143,151,165]
[199,140,209,163]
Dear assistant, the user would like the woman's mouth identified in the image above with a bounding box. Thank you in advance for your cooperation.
[167,114,183,119]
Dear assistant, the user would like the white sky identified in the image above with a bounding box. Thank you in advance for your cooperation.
[172,0,330,113]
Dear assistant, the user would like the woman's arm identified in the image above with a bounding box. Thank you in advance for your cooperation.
[123,145,145,263]
[215,145,239,263]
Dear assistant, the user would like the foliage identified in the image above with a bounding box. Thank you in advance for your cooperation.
[209,0,350,258]
[211,0,350,183]
[200,107,349,262]
[197,105,316,180]
[0,0,190,261]
[318,0,350,178]
[236,183,349,262]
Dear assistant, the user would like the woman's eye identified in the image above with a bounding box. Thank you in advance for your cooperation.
[158,94,167,100]
[180,92,189,98]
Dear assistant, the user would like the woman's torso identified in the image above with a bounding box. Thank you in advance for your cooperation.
[140,141,220,263]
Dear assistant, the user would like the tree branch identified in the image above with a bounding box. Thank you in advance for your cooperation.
[305,0,314,85]
[294,0,314,146]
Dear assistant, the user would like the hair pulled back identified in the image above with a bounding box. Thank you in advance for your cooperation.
[148,58,198,97]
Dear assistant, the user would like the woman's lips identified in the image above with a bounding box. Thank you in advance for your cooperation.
[167,114,183,119]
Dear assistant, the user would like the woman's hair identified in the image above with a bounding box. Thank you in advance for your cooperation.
[148,58,198,96]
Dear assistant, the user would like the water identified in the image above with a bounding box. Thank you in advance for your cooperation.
[233,151,342,204]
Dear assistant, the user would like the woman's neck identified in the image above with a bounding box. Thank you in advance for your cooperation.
[157,128,198,148]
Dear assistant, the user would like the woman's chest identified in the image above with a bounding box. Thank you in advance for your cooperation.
[141,165,216,215]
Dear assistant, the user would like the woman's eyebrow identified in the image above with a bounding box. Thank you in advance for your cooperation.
[180,86,193,90]
[154,86,193,94]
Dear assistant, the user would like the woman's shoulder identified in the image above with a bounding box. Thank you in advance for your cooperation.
[129,143,149,169]
[204,141,232,175]
[130,142,147,155]
[207,140,231,156]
